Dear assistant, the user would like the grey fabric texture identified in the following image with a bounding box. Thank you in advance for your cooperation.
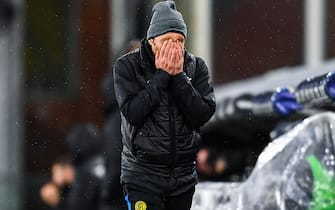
[147,1,187,39]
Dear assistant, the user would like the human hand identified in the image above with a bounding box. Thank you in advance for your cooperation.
[271,88,303,116]
[155,39,184,75]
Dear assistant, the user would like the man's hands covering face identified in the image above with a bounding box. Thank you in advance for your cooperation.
[155,39,184,75]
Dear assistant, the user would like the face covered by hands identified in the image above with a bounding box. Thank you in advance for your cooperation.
[149,32,185,75]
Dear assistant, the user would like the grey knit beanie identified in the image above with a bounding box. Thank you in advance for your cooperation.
[147,1,187,39]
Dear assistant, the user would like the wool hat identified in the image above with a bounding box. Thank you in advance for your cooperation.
[146,1,187,39]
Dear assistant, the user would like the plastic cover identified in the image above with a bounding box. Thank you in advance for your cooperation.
[192,112,335,210]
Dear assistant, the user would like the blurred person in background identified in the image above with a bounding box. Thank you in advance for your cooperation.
[99,40,140,210]
[113,1,216,209]
[65,123,106,210]
[196,146,249,182]
[51,155,75,189]
[196,147,214,181]
[40,155,75,210]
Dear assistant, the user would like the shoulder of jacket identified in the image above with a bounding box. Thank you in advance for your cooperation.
[186,51,196,62]
[185,52,206,68]
[115,49,140,64]
[184,52,198,79]
[114,50,141,74]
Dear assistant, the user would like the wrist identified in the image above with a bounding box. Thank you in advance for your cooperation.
[173,70,184,76]
[173,71,186,78]
[172,71,189,86]
[153,69,172,88]
[157,67,174,75]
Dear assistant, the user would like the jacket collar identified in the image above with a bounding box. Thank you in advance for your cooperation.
[139,38,155,68]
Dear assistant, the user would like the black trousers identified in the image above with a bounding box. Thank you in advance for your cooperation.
[99,199,128,210]
[124,186,195,210]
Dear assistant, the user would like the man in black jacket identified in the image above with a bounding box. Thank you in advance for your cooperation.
[113,1,216,210]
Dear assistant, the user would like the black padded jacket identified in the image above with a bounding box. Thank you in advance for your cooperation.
[114,39,216,188]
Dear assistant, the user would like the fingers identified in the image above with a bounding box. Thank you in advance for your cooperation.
[168,41,179,74]
[176,42,183,63]
[174,42,184,74]
[155,40,168,70]
[167,40,174,62]
[155,48,160,62]
[155,39,184,75]
[160,40,168,59]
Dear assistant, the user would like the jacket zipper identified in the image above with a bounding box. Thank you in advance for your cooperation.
[168,91,176,177]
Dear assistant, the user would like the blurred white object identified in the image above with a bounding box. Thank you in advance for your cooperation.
[192,112,335,210]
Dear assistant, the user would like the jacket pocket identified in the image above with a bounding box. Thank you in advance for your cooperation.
[175,132,202,164]
[133,134,170,165]
[176,131,201,151]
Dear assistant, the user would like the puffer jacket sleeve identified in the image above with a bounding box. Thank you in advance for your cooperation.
[171,57,216,129]
[113,57,171,126]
